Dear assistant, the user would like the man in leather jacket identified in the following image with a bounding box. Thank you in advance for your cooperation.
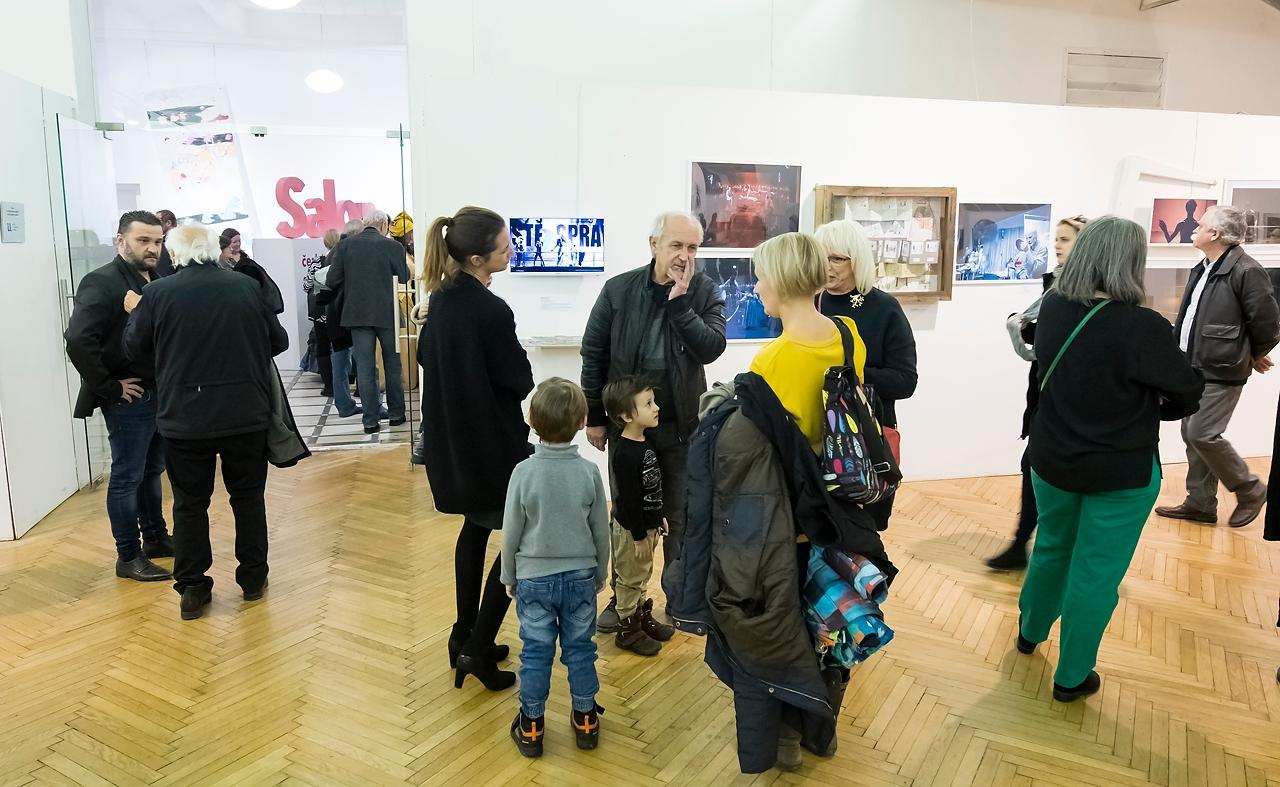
[581,211,727,625]
[1158,205,1280,528]
[64,211,175,583]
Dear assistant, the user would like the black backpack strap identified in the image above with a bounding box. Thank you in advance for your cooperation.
[830,316,855,369]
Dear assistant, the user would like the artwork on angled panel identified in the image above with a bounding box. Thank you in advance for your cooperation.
[1222,182,1280,244]
[691,162,801,249]
[509,217,605,273]
[1149,198,1217,244]
[955,203,1052,282]
[696,256,781,341]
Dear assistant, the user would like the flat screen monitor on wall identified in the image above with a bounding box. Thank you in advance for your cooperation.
[510,217,605,273]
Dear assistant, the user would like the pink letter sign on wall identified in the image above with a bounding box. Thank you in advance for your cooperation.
[275,177,376,239]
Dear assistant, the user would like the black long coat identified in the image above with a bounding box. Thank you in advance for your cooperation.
[419,274,534,516]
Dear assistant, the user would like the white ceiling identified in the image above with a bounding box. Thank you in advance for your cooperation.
[92,0,406,48]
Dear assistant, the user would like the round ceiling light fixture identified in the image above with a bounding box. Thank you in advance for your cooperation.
[250,0,302,9]
[305,69,344,94]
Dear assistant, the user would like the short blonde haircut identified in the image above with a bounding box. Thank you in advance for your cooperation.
[814,220,876,295]
[753,232,827,300]
[166,225,219,268]
[323,228,341,250]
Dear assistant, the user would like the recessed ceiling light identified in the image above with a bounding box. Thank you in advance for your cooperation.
[250,0,301,9]
[305,69,344,94]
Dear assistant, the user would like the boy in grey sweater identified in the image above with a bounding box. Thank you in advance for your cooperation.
[501,378,610,758]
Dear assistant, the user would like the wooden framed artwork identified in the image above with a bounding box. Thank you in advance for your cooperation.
[814,186,957,303]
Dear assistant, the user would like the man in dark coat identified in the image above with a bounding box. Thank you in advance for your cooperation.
[580,211,727,629]
[326,211,411,434]
[64,210,173,582]
[124,225,289,621]
[1157,205,1280,528]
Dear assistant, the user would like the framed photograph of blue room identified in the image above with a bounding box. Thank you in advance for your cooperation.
[696,256,781,341]
[509,217,605,272]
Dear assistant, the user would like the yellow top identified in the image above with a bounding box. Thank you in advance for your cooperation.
[750,316,867,453]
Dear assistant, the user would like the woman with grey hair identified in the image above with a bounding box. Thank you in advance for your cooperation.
[1015,216,1203,702]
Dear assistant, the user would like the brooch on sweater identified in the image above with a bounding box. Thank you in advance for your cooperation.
[848,292,865,310]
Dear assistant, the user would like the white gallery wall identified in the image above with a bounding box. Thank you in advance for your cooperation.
[409,73,1280,484]
[412,0,1280,116]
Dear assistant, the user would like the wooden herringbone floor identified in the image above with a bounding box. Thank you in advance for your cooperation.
[1,448,1278,786]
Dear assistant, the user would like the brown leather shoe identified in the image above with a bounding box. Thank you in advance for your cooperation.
[1228,484,1267,528]
[1154,503,1217,524]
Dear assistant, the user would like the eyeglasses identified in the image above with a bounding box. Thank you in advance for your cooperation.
[827,254,852,263]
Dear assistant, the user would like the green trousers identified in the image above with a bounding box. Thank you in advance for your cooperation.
[1019,459,1161,687]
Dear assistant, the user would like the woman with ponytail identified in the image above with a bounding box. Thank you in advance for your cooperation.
[418,206,533,691]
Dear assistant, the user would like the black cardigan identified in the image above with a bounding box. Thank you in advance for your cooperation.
[418,274,534,515]
[817,288,917,427]
[1029,291,1203,493]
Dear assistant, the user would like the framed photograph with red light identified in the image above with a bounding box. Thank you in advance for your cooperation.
[690,162,801,250]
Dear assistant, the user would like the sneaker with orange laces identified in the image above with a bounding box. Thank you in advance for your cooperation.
[510,710,544,757]
[571,703,605,750]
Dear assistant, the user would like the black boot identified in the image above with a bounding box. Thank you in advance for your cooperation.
[454,653,516,691]
[180,586,212,620]
[639,598,674,642]
[410,438,426,466]
[571,703,605,750]
[615,612,661,656]
[142,532,174,559]
[986,540,1028,571]
[447,625,511,668]
[510,710,544,757]
[1053,671,1101,703]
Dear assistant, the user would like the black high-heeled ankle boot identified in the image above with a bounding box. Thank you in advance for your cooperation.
[448,627,510,668]
[454,654,516,691]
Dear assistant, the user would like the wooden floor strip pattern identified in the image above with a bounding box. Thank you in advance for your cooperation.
[0,448,1277,785]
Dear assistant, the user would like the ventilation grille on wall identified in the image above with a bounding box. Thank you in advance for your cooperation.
[1064,50,1165,109]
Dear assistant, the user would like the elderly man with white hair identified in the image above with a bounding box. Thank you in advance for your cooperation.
[1157,205,1280,528]
[580,211,727,650]
[124,224,290,619]
[326,210,412,434]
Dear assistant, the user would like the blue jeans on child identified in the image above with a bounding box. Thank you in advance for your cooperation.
[515,568,600,719]
[101,389,168,560]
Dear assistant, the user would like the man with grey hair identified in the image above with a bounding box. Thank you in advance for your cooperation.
[326,209,411,434]
[580,211,726,643]
[1158,205,1280,527]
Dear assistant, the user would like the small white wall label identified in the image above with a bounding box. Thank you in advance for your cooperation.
[0,203,25,243]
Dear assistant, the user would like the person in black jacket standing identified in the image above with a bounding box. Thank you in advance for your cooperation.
[1018,217,1203,703]
[326,211,411,434]
[64,210,173,582]
[419,206,532,691]
[1156,205,1280,528]
[814,219,918,532]
[124,225,289,620]
[581,211,727,631]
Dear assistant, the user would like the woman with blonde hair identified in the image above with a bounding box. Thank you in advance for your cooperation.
[814,220,917,531]
[418,206,533,691]
[988,214,1089,570]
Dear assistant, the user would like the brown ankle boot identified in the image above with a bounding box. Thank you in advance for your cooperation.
[614,612,661,656]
